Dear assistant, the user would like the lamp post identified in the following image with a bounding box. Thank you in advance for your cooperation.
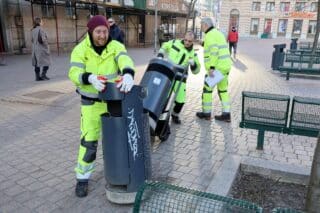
[154,0,158,55]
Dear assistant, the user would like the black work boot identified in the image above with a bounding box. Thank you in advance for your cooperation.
[35,72,44,81]
[196,112,211,120]
[214,113,231,123]
[75,179,88,198]
[41,70,50,80]
[171,115,181,124]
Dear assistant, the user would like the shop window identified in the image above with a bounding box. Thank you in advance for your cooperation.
[41,0,54,18]
[307,20,317,36]
[279,2,290,12]
[89,3,98,16]
[250,18,259,35]
[292,19,303,35]
[277,19,288,36]
[252,2,261,11]
[295,2,306,11]
[310,2,318,12]
[65,0,76,19]
[266,2,275,11]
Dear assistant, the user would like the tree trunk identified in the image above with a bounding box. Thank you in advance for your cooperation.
[305,135,320,212]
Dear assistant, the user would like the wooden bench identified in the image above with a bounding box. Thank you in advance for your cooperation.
[240,91,320,150]
[278,51,320,80]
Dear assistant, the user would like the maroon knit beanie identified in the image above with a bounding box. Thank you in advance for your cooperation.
[87,15,110,33]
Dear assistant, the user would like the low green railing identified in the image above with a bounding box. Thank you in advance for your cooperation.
[133,181,263,213]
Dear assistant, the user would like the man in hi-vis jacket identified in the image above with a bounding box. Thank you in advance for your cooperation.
[68,15,135,197]
[196,17,232,122]
[157,31,201,124]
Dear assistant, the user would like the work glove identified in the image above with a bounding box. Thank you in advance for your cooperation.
[157,53,164,59]
[88,74,107,92]
[188,58,195,66]
[209,69,215,77]
[116,73,134,93]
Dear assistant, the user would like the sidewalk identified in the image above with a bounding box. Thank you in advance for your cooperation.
[0,38,319,212]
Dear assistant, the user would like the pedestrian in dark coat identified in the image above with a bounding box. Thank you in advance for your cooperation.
[108,17,124,44]
[31,17,51,81]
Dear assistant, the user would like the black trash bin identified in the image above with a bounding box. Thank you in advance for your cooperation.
[271,43,286,70]
[290,38,298,50]
[139,58,176,132]
[99,83,151,204]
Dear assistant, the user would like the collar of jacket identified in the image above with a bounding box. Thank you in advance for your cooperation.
[205,26,214,34]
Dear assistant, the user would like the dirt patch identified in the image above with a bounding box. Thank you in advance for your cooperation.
[229,171,307,212]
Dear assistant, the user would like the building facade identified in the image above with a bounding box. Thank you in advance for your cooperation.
[0,0,189,54]
[219,0,318,40]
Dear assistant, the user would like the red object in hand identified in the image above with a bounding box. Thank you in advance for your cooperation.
[97,76,107,92]
[97,76,107,81]
[115,76,123,83]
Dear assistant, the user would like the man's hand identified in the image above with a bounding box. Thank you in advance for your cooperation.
[88,74,107,92]
[157,53,164,59]
[188,58,195,66]
[209,69,215,77]
[116,73,134,93]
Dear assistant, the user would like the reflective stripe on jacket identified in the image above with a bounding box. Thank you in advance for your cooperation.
[204,28,232,73]
[68,34,135,97]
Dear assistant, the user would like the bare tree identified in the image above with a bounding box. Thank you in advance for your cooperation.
[185,0,198,33]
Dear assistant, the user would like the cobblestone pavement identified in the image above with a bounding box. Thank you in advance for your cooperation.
[0,38,319,212]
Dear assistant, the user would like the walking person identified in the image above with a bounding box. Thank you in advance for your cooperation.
[31,17,51,81]
[227,26,238,59]
[108,17,124,44]
[157,31,201,124]
[68,15,135,197]
[196,17,232,122]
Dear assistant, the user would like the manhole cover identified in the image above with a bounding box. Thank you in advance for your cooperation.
[23,90,64,99]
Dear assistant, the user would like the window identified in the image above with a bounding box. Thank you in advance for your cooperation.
[266,2,275,11]
[41,0,54,18]
[252,2,261,11]
[279,2,290,12]
[308,20,317,35]
[65,0,75,19]
[292,20,303,35]
[295,2,306,11]
[250,18,259,34]
[277,19,288,35]
[310,2,318,12]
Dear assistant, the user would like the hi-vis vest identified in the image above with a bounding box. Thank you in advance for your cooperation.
[203,28,232,74]
[68,34,135,99]
[159,39,200,75]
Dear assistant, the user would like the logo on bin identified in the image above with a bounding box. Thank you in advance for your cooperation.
[127,108,140,161]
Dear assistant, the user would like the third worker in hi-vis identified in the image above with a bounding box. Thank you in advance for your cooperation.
[157,31,201,124]
[196,17,232,122]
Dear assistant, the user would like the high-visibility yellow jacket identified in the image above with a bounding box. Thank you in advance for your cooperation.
[203,27,232,74]
[68,34,135,99]
[159,39,200,74]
